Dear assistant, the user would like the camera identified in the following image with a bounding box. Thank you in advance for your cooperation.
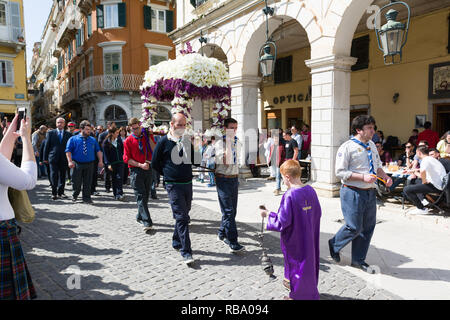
[17,107,26,131]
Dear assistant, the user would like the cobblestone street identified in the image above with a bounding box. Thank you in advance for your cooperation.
[20,179,401,300]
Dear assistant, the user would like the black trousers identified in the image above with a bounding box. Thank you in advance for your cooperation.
[49,162,68,196]
[104,169,112,191]
[403,181,440,209]
[91,158,98,193]
[72,161,94,201]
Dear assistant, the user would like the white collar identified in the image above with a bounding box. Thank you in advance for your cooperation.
[168,132,182,143]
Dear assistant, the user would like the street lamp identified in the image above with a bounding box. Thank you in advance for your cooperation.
[374,1,411,65]
[259,0,277,78]
[199,30,207,56]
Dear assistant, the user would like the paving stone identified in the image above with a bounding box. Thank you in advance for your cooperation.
[20,180,401,300]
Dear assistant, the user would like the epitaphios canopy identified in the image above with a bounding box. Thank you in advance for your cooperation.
[140,43,231,135]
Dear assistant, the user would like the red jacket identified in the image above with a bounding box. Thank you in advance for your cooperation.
[123,133,156,168]
[270,144,286,168]
[417,129,439,148]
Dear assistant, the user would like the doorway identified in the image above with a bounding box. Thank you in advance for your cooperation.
[266,110,281,130]
[433,104,450,136]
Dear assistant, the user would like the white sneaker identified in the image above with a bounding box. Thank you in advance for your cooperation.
[143,226,153,232]
[409,208,429,215]
[421,199,429,206]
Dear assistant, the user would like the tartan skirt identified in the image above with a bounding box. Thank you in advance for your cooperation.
[0,219,36,300]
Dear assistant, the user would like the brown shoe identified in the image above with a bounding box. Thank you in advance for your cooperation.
[283,279,290,291]
[274,189,280,196]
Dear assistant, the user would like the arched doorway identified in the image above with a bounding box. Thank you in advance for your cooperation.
[104,105,128,127]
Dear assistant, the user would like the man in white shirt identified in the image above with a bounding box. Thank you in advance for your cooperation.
[403,146,447,215]
[214,118,245,253]
[329,115,392,273]
[291,125,303,160]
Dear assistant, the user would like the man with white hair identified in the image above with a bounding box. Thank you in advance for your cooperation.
[43,118,72,200]
[152,113,197,266]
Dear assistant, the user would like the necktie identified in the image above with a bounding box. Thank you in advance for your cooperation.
[59,130,62,142]
[351,138,376,175]
[83,137,88,156]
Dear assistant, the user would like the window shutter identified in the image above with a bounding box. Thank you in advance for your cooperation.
[190,0,197,8]
[9,1,22,41]
[53,66,57,80]
[6,60,14,86]
[166,10,174,33]
[96,5,104,29]
[118,3,126,27]
[87,14,92,37]
[144,5,152,30]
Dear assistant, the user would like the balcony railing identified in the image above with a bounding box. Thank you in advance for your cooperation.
[79,74,144,96]
[62,88,76,106]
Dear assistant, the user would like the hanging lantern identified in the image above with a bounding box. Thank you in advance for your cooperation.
[259,41,277,78]
[375,1,411,65]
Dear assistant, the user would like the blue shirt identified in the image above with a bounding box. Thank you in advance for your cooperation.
[65,134,101,163]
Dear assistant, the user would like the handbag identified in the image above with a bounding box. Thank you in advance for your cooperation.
[7,188,35,223]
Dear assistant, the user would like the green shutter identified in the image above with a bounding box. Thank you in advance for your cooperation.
[118,3,126,27]
[96,5,104,29]
[87,14,92,36]
[166,10,174,33]
[190,0,197,8]
[144,5,152,30]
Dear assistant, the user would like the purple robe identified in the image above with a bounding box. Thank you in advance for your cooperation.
[266,185,321,300]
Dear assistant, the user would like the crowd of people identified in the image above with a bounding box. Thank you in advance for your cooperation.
[369,122,450,215]
[1,110,448,301]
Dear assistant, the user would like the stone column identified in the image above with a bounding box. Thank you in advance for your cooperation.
[305,55,357,197]
[229,75,261,177]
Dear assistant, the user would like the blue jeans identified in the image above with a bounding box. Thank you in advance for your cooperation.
[330,186,377,265]
[275,166,282,190]
[216,177,239,244]
[166,183,193,258]
[130,167,153,227]
[208,163,215,185]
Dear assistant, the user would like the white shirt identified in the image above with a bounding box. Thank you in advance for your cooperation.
[263,138,273,160]
[292,133,303,151]
[203,145,215,166]
[214,136,242,176]
[420,156,446,190]
[335,139,382,189]
[0,153,37,221]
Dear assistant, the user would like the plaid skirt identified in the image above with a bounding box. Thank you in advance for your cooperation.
[0,219,36,300]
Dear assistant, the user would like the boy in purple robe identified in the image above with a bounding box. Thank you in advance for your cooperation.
[260,160,322,300]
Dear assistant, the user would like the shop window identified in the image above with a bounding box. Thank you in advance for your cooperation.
[274,56,292,84]
[351,35,369,71]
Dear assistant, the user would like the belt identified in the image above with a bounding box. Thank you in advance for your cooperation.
[343,184,375,191]
[216,173,238,178]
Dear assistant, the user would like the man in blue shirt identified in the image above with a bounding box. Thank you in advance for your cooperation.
[66,120,103,204]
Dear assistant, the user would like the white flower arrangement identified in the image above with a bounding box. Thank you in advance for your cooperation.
[141,53,229,90]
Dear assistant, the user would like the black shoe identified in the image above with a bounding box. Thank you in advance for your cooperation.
[183,254,195,266]
[59,194,68,199]
[106,189,111,193]
[173,246,181,252]
[83,199,94,204]
[52,195,58,201]
[328,239,340,263]
[151,194,158,200]
[72,197,77,203]
[351,262,375,274]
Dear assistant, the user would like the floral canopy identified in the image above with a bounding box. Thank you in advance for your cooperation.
[140,43,231,135]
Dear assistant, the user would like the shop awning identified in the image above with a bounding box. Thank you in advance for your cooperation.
[0,104,17,114]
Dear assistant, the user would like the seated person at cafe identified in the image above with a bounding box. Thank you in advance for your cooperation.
[429,148,450,173]
[408,129,419,147]
[417,121,440,149]
[397,142,415,168]
[389,143,415,192]
[376,142,392,165]
[403,146,447,215]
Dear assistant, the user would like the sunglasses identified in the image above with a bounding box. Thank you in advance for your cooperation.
[406,146,412,148]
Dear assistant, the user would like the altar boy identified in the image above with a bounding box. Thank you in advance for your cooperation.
[260,160,322,300]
